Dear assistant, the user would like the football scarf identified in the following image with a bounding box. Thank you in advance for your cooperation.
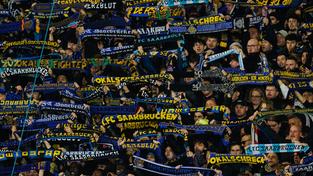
[230,73,272,85]
[289,162,313,174]
[59,87,103,102]
[287,80,313,91]
[208,154,265,165]
[25,83,77,93]
[90,105,137,115]
[40,13,80,30]
[192,82,235,93]
[256,0,293,8]
[0,10,10,17]
[121,141,160,150]
[159,122,226,135]
[161,0,210,7]
[2,40,59,51]
[125,0,159,7]
[138,33,183,45]
[199,49,245,71]
[126,6,184,19]
[0,67,49,80]
[0,150,62,161]
[136,26,168,36]
[120,121,159,131]
[257,108,313,120]
[94,73,173,85]
[81,29,135,40]
[303,156,313,164]
[58,150,119,160]
[245,143,310,155]
[40,132,96,142]
[133,155,215,176]
[274,71,313,79]
[159,105,230,117]
[83,0,119,10]
[102,113,179,126]
[100,45,135,56]
[0,100,38,115]
[39,101,90,116]
[56,0,101,5]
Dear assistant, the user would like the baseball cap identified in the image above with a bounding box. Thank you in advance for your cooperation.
[277,30,288,38]
[234,99,248,106]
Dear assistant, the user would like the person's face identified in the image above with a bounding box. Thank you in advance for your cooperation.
[286,40,296,53]
[230,145,242,155]
[0,93,5,100]
[288,18,298,30]
[261,40,272,52]
[241,135,252,148]
[276,34,286,46]
[248,28,259,39]
[285,59,297,71]
[205,99,216,108]
[194,112,204,122]
[267,153,279,167]
[194,142,205,152]
[267,120,281,133]
[147,154,155,162]
[57,75,67,83]
[265,86,279,100]
[247,39,260,54]
[301,52,308,64]
[250,90,262,106]
[303,92,313,103]
[201,81,213,97]
[269,16,278,25]
[289,125,302,142]
[193,42,205,54]
[288,117,302,129]
[230,59,239,68]
[225,3,234,12]
[276,55,286,68]
[235,104,248,118]
[206,37,218,49]
[165,147,175,160]
[90,66,100,75]
[293,153,301,164]
[32,92,40,100]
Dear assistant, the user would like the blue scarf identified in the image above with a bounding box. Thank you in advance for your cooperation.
[40,101,90,116]
[159,122,226,135]
[100,45,135,56]
[133,155,214,176]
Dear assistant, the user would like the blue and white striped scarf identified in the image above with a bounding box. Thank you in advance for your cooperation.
[245,143,310,155]
[162,0,210,7]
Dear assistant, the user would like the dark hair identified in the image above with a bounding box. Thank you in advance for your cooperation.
[266,83,279,91]
[288,14,300,22]
[286,34,298,42]
[269,11,279,20]
[276,51,287,57]
[193,39,205,46]
[287,54,299,63]
[266,116,282,124]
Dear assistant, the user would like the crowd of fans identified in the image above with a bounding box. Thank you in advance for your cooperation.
[0,0,313,176]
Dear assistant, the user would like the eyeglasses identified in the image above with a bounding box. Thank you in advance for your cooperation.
[251,95,262,98]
